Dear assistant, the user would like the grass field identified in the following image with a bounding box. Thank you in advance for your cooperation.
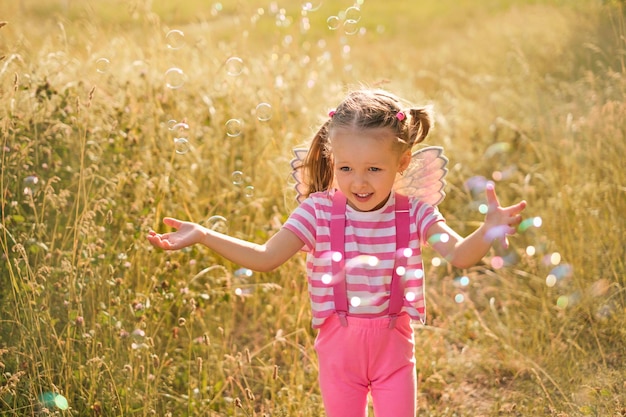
[1,0,625,415]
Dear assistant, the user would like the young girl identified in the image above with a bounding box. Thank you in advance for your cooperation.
[147,89,527,417]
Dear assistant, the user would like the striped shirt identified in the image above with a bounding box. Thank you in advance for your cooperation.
[283,190,445,328]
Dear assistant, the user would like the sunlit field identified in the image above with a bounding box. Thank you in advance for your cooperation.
[1,0,625,415]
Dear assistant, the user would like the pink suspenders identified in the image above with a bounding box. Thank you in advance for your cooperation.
[330,191,410,329]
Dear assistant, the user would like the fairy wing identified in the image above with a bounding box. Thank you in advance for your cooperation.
[394,146,449,206]
[290,148,309,204]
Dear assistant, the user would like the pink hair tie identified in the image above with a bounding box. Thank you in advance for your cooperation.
[396,111,406,121]
[328,110,336,118]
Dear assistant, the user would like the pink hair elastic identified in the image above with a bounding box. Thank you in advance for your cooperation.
[396,111,406,121]
[328,110,336,118]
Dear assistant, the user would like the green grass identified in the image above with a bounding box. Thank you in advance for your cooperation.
[1,0,625,415]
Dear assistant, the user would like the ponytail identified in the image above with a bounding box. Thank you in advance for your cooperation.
[302,120,334,197]
[408,107,433,145]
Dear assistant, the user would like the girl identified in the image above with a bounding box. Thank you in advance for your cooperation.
[147,89,527,417]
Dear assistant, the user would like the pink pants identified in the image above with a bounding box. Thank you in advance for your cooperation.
[314,313,416,417]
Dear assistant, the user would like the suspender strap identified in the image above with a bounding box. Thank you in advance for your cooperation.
[388,193,410,328]
[330,191,411,329]
[330,191,348,326]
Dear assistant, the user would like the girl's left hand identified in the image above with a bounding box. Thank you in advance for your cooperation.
[483,182,527,249]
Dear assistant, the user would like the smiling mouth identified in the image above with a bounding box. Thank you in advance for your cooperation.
[355,193,372,199]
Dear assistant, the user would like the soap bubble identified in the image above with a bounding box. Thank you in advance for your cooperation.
[39,392,69,410]
[231,171,244,185]
[350,296,361,307]
[206,216,228,233]
[255,102,272,121]
[454,294,465,304]
[234,268,253,278]
[96,58,110,73]
[166,29,185,50]
[518,216,543,232]
[225,57,244,76]
[454,276,470,287]
[165,67,185,89]
[23,175,40,195]
[244,185,255,198]
[174,138,190,154]
[302,1,322,12]
[345,6,361,22]
[170,122,189,138]
[225,119,243,137]
[327,16,340,30]
[344,20,359,35]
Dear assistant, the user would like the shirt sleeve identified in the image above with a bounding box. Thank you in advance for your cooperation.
[414,200,446,245]
[282,196,318,252]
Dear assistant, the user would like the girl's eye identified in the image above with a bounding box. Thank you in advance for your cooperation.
[369,167,381,172]
[339,166,351,172]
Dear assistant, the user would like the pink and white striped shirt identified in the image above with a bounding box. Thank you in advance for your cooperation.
[283,190,445,328]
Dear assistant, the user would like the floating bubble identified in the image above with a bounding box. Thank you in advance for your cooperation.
[428,233,449,245]
[327,16,340,30]
[543,252,562,266]
[350,296,361,307]
[344,19,359,35]
[170,122,189,138]
[235,288,243,296]
[556,295,569,309]
[548,263,573,280]
[231,171,244,185]
[39,392,69,411]
[478,203,489,214]
[167,119,178,130]
[255,102,273,121]
[235,268,253,278]
[331,252,342,262]
[244,185,255,198]
[225,119,243,137]
[302,1,322,12]
[454,276,470,287]
[402,248,413,258]
[23,175,40,195]
[464,176,489,197]
[546,274,557,287]
[166,29,185,50]
[405,291,416,302]
[454,294,465,303]
[431,257,442,267]
[345,6,361,22]
[518,216,543,232]
[96,58,110,73]
[165,67,185,89]
[206,215,228,233]
[484,225,511,243]
[225,57,244,76]
[321,274,332,285]
[174,138,190,154]
[395,266,406,276]
[484,142,511,158]
[490,256,505,269]
[413,269,424,279]
[525,246,536,256]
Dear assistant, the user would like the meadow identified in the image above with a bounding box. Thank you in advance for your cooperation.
[0,0,625,415]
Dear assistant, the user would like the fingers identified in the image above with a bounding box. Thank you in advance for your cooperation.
[163,217,182,229]
[485,181,500,209]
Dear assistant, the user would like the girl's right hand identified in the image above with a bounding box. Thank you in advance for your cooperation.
[147,217,203,251]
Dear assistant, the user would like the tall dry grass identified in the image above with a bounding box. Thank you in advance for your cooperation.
[1,0,624,416]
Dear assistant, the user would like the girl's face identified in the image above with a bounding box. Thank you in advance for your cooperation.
[330,127,411,212]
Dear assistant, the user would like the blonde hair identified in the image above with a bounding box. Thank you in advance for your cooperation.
[300,89,433,198]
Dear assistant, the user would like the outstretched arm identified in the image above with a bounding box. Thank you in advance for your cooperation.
[426,182,527,269]
[147,217,304,272]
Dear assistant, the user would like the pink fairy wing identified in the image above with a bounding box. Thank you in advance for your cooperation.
[394,146,449,206]
[290,148,309,204]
